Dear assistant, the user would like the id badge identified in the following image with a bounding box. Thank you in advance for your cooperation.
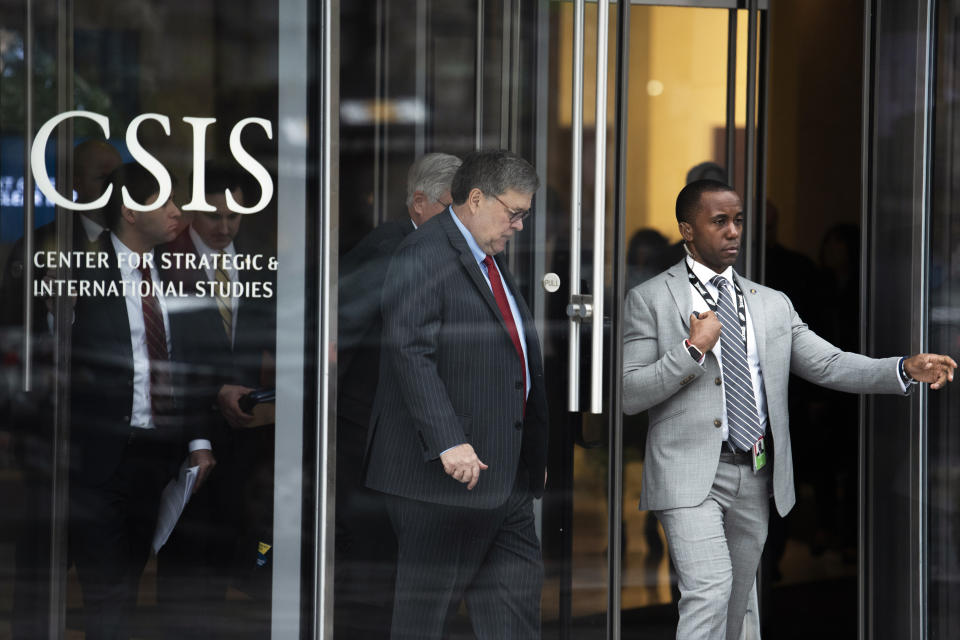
[752,436,767,473]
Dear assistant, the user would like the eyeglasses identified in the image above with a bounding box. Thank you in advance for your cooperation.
[437,200,452,209]
[491,194,532,223]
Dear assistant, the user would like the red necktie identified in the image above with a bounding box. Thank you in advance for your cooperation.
[483,256,526,412]
[138,265,174,421]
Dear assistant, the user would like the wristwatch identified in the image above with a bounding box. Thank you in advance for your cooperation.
[685,339,703,363]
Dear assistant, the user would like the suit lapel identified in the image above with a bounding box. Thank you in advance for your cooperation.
[665,260,693,330]
[738,275,768,369]
[439,212,508,328]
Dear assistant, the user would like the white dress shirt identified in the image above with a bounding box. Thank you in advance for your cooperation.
[685,255,769,444]
[112,234,210,452]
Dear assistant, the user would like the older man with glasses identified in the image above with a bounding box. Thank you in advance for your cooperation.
[364,149,549,639]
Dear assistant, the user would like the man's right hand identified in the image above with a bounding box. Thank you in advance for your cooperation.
[440,443,489,490]
[689,310,722,353]
[217,384,255,428]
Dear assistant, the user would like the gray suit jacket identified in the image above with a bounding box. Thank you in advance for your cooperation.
[364,211,549,509]
[622,260,907,517]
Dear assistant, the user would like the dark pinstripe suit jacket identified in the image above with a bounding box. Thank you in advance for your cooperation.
[364,210,549,509]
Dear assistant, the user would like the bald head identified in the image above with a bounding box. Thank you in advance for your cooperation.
[73,140,122,205]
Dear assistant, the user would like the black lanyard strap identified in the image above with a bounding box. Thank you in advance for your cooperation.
[685,260,748,346]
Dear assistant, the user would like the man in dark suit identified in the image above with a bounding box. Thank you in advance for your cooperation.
[155,162,277,638]
[622,179,956,639]
[364,149,549,639]
[336,152,461,638]
[68,162,216,640]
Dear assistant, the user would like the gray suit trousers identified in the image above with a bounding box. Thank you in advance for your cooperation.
[655,458,771,640]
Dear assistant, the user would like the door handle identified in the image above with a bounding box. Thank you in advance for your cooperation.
[567,0,609,415]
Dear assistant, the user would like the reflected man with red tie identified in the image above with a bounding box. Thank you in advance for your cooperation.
[364,150,550,639]
[68,163,216,640]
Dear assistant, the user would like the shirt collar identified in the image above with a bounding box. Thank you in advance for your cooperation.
[189,225,236,258]
[79,214,104,242]
[111,232,149,277]
[686,254,735,289]
[449,207,488,266]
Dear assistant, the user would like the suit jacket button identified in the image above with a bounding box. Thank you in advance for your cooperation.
[715,377,722,385]
[514,421,523,430]
[123,415,131,423]
[713,419,722,428]
[515,380,523,390]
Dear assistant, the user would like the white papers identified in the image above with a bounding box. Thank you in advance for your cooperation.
[152,461,199,553]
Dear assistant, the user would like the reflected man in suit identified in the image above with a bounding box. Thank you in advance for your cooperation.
[365,149,549,639]
[622,179,956,639]
[156,162,276,637]
[69,162,216,640]
[336,152,461,638]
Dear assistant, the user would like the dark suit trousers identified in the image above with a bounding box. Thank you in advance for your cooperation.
[384,470,543,640]
[70,433,177,640]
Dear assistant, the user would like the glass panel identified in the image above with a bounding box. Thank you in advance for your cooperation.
[0,0,314,637]
[929,2,960,636]
[762,1,864,636]
[336,1,612,638]
[619,5,739,632]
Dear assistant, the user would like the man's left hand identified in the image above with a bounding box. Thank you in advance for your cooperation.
[189,448,217,494]
[904,353,957,390]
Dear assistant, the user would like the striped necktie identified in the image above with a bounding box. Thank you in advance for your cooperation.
[138,266,174,421]
[215,259,233,342]
[710,275,763,451]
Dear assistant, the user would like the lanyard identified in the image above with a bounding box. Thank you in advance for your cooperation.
[685,260,749,347]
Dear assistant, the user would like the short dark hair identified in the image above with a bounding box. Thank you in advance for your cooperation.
[103,163,172,230]
[675,179,737,224]
[450,149,539,205]
[191,161,246,197]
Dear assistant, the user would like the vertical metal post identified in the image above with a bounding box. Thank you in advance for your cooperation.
[372,0,388,227]
[475,0,485,150]
[909,1,934,637]
[756,11,770,286]
[415,0,427,158]
[49,0,74,635]
[568,0,584,412]
[500,0,512,150]
[858,2,876,637]
[315,0,339,635]
[744,0,758,281]
[608,4,630,640]
[725,9,737,189]
[589,0,608,415]
[21,0,35,393]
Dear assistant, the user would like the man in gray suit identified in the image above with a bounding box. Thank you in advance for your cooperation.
[365,149,549,639]
[622,179,955,639]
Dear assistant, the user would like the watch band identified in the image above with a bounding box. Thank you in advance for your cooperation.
[685,339,703,363]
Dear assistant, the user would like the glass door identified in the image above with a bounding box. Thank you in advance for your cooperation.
[334,1,767,639]
[0,1,319,638]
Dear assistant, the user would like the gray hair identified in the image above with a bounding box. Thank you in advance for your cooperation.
[450,149,539,205]
[406,153,462,206]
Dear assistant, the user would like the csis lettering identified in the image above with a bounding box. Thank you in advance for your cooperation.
[30,111,274,215]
